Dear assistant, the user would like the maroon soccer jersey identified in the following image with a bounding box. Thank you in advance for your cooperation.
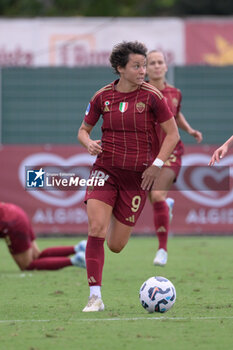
[0,202,35,254]
[155,83,183,148]
[84,80,173,171]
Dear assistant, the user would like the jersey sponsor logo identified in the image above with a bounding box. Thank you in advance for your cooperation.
[90,170,110,181]
[119,102,128,113]
[125,214,135,223]
[136,102,145,113]
[85,103,91,115]
[103,100,110,112]
[26,168,45,188]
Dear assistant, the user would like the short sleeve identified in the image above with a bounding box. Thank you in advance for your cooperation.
[151,95,174,124]
[83,94,102,126]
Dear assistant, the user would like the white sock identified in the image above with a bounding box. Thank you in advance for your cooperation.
[90,286,101,299]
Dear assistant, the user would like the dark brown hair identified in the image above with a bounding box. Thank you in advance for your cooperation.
[110,41,147,74]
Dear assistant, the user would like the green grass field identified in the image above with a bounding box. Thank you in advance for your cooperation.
[0,236,232,350]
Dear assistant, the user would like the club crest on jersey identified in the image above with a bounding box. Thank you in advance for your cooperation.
[119,102,128,113]
[103,100,110,112]
[136,102,145,113]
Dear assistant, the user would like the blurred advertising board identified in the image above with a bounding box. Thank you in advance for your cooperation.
[0,18,184,66]
[1,18,233,67]
[185,18,233,65]
[0,145,232,235]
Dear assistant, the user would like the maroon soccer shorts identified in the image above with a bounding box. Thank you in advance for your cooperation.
[163,142,184,180]
[85,165,147,226]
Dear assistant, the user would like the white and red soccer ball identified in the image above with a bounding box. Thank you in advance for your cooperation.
[139,276,176,313]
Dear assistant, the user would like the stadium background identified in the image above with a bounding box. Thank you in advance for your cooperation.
[0,16,232,235]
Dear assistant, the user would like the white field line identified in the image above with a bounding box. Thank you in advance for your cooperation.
[0,273,33,278]
[0,316,233,324]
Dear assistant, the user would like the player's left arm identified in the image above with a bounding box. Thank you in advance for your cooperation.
[156,117,180,163]
[141,117,180,190]
[176,112,203,143]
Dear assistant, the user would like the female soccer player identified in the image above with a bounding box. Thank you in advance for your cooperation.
[209,135,233,165]
[0,202,86,270]
[146,50,203,266]
[78,41,180,312]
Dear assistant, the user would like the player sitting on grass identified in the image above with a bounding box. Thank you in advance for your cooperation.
[0,202,87,270]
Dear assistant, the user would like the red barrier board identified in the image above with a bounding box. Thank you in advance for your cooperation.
[185,19,233,65]
[0,145,232,235]
[136,145,233,235]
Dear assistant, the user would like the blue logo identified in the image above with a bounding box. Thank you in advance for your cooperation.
[85,103,91,115]
[26,168,45,188]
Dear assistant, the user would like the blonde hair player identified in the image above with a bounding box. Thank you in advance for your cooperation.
[146,50,203,266]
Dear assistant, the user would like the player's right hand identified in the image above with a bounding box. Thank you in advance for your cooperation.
[141,165,161,191]
[87,140,103,156]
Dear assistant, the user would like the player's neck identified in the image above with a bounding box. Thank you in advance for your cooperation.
[116,79,139,93]
[149,79,166,91]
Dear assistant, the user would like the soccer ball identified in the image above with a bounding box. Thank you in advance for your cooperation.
[139,276,176,313]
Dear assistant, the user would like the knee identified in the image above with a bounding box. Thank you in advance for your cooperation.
[88,219,108,237]
[150,191,166,203]
[18,262,30,271]
[107,240,124,253]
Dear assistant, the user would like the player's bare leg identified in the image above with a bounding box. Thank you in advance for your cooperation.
[12,247,36,270]
[149,167,176,266]
[12,239,86,271]
[106,216,133,253]
[31,240,41,259]
[86,199,112,239]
